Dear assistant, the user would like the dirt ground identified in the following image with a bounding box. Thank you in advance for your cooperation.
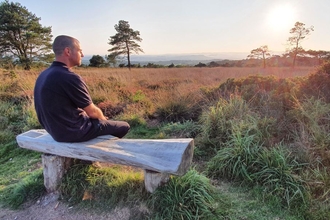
[0,192,133,220]
[1,162,152,220]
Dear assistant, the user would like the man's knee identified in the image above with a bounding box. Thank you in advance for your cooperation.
[117,121,130,138]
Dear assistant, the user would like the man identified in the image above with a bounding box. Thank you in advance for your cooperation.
[34,35,130,142]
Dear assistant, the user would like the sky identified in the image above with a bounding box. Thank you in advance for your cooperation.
[13,0,330,58]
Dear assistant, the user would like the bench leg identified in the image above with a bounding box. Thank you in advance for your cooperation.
[144,170,170,193]
[41,154,73,193]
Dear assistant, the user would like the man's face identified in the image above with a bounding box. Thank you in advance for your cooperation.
[69,41,84,67]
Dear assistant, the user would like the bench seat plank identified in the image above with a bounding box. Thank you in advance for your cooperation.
[16,129,194,176]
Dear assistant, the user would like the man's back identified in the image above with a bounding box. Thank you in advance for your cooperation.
[34,61,93,142]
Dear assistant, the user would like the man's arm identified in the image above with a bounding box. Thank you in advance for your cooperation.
[83,103,108,120]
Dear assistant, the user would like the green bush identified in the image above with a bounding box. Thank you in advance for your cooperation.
[155,91,201,123]
[206,128,260,182]
[299,61,330,103]
[160,120,201,138]
[199,97,249,152]
[148,169,230,220]
[199,96,274,155]
[288,97,330,167]
[0,99,40,140]
[304,167,330,203]
[315,60,330,75]
[252,146,307,208]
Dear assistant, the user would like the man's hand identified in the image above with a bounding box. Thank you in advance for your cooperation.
[78,109,88,117]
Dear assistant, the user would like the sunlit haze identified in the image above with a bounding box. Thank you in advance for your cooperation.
[14,0,330,59]
[266,3,297,32]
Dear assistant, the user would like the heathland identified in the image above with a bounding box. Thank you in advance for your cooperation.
[1,65,330,219]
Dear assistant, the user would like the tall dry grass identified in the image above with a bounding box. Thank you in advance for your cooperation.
[1,66,313,96]
[0,66,314,123]
[76,66,313,89]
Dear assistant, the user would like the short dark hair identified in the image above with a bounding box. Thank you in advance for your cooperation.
[52,35,78,56]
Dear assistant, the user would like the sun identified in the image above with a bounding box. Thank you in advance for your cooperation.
[267,4,296,32]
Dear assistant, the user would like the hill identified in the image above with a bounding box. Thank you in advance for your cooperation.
[81,52,248,66]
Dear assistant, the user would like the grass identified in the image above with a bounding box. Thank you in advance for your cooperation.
[2,65,330,219]
[219,182,304,220]
[0,141,43,209]
[60,164,146,209]
[252,145,307,209]
[148,169,230,220]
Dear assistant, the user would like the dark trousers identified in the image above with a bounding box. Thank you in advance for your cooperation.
[81,119,130,141]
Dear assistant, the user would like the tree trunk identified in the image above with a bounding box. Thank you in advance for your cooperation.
[292,53,297,69]
[126,42,131,71]
[262,53,266,68]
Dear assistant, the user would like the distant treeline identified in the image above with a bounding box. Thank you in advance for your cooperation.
[82,55,328,68]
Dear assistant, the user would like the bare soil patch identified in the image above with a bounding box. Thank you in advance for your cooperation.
[0,193,131,220]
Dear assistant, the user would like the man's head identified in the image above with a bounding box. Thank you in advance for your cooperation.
[52,35,84,67]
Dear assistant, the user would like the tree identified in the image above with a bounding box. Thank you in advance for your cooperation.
[287,21,314,68]
[89,55,107,67]
[168,63,175,68]
[108,20,143,70]
[247,45,271,68]
[105,53,119,67]
[195,62,207,67]
[304,50,330,65]
[0,1,52,70]
[0,52,14,69]
[208,61,220,67]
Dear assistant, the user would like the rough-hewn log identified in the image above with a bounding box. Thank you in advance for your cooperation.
[41,154,73,193]
[16,129,194,175]
[144,170,170,193]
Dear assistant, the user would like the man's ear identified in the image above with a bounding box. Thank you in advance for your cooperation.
[64,47,71,56]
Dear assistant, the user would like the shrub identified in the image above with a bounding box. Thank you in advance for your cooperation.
[300,61,330,103]
[97,101,126,118]
[252,146,307,208]
[121,114,147,127]
[212,75,302,116]
[159,120,201,138]
[132,90,145,102]
[315,60,330,75]
[200,97,243,150]
[155,90,202,123]
[301,73,330,103]
[21,100,41,131]
[288,97,330,167]
[199,96,268,154]
[206,128,261,182]
[304,167,330,203]
[207,141,307,209]
[148,169,230,219]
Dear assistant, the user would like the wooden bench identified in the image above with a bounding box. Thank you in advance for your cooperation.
[16,129,194,193]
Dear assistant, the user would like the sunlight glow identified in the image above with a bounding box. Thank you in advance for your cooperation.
[267,4,296,32]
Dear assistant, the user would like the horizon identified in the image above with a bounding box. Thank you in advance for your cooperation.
[81,51,287,63]
[82,52,250,60]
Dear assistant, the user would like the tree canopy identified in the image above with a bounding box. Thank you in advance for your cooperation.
[247,45,271,68]
[89,55,108,67]
[286,21,314,68]
[108,20,143,70]
[0,0,53,70]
